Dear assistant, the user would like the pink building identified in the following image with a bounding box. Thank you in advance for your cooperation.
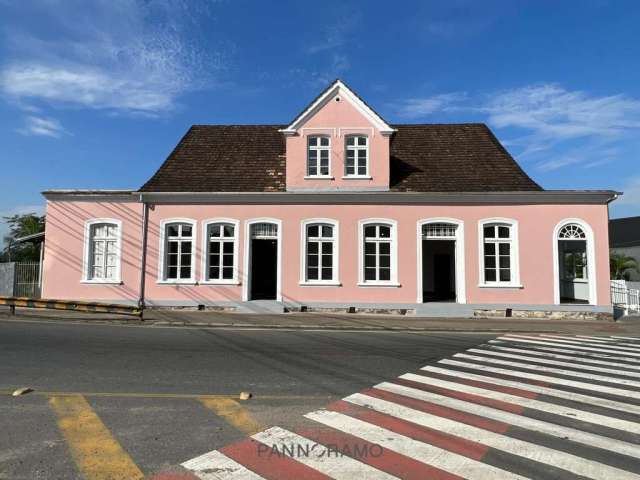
[42,80,619,317]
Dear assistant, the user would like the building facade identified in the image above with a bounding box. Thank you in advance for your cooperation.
[42,80,618,316]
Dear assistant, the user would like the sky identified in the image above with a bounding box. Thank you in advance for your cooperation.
[1,0,639,243]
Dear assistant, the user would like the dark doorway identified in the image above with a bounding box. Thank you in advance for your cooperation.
[250,239,277,300]
[422,240,456,302]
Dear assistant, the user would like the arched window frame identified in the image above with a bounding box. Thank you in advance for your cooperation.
[158,218,197,284]
[306,135,332,178]
[201,218,240,285]
[357,218,399,287]
[478,218,522,288]
[344,134,369,178]
[299,218,340,286]
[553,218,597,305]
[82,218,123,284]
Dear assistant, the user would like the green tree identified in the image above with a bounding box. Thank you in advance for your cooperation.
[610,252,640,280]
[1,213,45,262]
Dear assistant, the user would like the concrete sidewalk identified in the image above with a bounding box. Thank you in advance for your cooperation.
[2,306,640,334]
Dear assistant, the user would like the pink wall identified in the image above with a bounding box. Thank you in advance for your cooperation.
[43,199,612,307]
[285,91,390,191]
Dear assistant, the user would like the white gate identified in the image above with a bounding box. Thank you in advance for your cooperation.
[14,262,41,298]
[611,280,640,315]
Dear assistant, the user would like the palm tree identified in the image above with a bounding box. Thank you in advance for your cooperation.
[610,253,640,280]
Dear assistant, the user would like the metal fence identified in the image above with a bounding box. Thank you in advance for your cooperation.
[611,280,640,315]
[14,262,41,298]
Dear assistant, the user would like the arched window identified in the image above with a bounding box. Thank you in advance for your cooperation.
[84,220,121,282]
[345,135,368,176]
[204,221,238,283]
[307,135,331,177]
[358,220,398,285]
[558,224,586,239]
[558,224,588,281]
[303,222,336,283]
[160,220,195,282]
[554,219,596,305]
[479,219,520,286]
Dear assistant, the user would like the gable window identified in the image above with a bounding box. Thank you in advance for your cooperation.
[83,220,121,283]
[479,219,520,287]
[358,220,398,286]
[307,136,331,177]
[162,221,195,282]
[203,221,238,283]
[345,135,368,176]
[302,222,338,284]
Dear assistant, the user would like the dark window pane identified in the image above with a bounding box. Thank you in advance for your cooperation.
[223,254,234,267]
[484,226,495,239]
[222,267,233,279]
[167,266,177,279]
[308,267,318,280]
[321,242,332,254]
[320,165,329,175]
[379,255,390,268]
[209,224,221,237]
[498,226,510,238]
[321,267,332,280]
[308,137,317,146]
[484,243,495,255]
[499,256,510,268]
[320,137,329,146]
[320,149,329,160]
[223,242,233,254]
[167,225,179,236]
[364,226,376,237]
[182,225,192,237]
[358,136,367,146]
[210,242,220,254]
[499,269,511,282]
[379,268,391,281]
[209,253,220,266]
[308,165,317,176]
[379,242,390,255]
[364,242,375,254]
[182,242,192,254]
[181,253,191,266]
[484,255,496,268]
[347,136,355,146]
[308,150,317,159]
[364,254,376,268]
[379,226,390,238]
[167,253,178,267]
[168,241,178,254]
[499,243,510,255]
[346,150,355,160]
[322,225,333,237]
[223,225,234,237]
[308,254,318,267]
[180,266,191,278]
[308,225,319,237]
[364,268,376,280]
[322,254,332,267]
[307,241,318,254]
[357,165,367,175]
[485,269,496,282]
[346,165,355,175]
[209,266,219,279]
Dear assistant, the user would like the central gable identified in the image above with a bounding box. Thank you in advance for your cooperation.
[283,80,394,192]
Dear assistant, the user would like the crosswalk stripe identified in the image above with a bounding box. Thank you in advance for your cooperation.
[305,409,526,480]
[251,427,398,480]
[539,335,640,351]
[421,364,640,416]
[342,393,637,479]
[453,353,640,392]
[439,358,640,400]
[573,336,640,347]
[49,395,144,480]
[612,336,640,341]
[468,348,640,378]
[501,335,640,357]
[377,379,640,460]
[490,339,640,364]
[396,371,640,434]
[485,345,640,372]
[181,450,265,480]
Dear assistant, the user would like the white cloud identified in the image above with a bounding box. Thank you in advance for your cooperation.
[396,93,467,118]
[17,115,67,138]
[618,176,640,206]
[306,12,361,54]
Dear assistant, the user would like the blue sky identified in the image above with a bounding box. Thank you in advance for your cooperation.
[1,0,639,242]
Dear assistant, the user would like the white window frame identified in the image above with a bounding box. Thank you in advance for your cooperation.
[299,218,340,286]
[201,218,240,285]
[358,218,399,287]
[344,134,370,178]
[416,218,466,303]
[242,217,282,301]
[158,218,197,284]
[82,218,122,284]
[306,135,332,178]
[478,218,522,288]
[552,218,597,305]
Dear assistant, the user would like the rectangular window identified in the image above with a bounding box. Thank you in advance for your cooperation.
[362,224,392,282]
[206,223,236,281]
[345,135,368,176]
[307,136,330,177]
[306,224,335,282]
[88,223,119,281]
[164,223,193,281]
[482,224,513,284]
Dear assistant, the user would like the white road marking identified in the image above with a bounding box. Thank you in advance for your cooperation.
[397,371,640,434]
[439,358,640,399]
[251,427,398,480]
[485,345,640,372]
[453,353,640,393]
[468,348,640,378]
[420,364,640,416]
[305,409,528,480]
[501,335,640,357]
[342,393,638,480]
[612,336,640,341]
[539,335,640,351]
[182,450,265,480]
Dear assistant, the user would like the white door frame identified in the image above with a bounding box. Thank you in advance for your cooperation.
[552,218,597,305]
[416,218,466,303]
[243,218,282,302]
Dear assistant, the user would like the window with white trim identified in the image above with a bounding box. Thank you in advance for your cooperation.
[481,223,513,284]
[164,223,194,280]
[305,223,335,282]
[307,136,330,176]
[559,224,588,280]
[363,224,392,282]
[345,135,368,176]
[205,223,235,281]
[87,223,119,281]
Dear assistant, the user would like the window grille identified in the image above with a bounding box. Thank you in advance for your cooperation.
[251,223,278,239]
[422,223,457,238]
[558,224,586,239]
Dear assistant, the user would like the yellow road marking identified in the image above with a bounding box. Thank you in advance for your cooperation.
[49,395,144,480]
[2,389,329,400]
[200,397,264,435]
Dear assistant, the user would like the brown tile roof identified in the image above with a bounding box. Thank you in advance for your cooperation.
[139,123,542,192]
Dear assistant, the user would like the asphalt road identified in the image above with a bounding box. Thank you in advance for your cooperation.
[0,320,493,479]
